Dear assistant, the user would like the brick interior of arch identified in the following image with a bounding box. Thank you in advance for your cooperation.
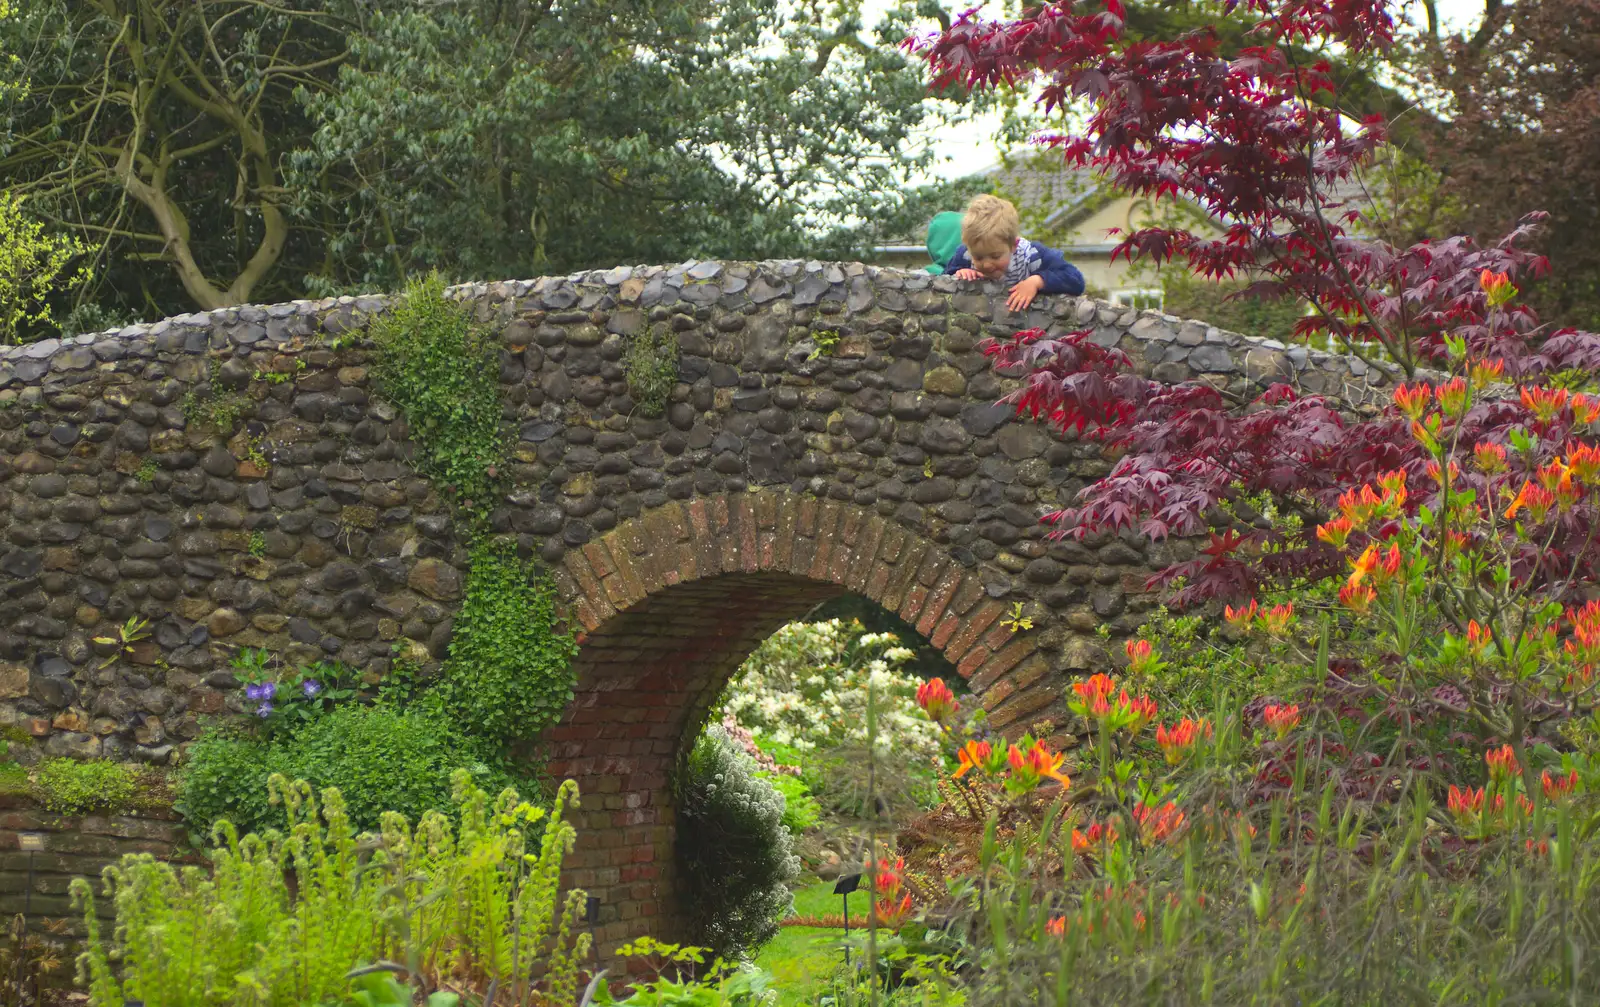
[543,490,1052,967]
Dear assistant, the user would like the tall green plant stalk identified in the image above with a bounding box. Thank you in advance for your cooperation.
[71,771,589,1007]
[864,673,880,1007]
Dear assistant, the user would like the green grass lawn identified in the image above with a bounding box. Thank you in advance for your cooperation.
[755,881,872,1006]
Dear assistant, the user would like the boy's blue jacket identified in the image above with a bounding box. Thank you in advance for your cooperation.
[943,241,1086,296]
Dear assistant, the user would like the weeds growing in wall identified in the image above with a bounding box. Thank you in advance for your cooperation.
[625,322,680,418]
[370,272,505,532]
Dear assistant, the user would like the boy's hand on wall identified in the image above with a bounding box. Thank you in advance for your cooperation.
[1006,275,1045,312]
[954,268,984,281]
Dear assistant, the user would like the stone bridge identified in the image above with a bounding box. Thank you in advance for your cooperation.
[0,260,1386,959]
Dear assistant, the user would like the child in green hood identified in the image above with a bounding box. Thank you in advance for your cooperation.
[924,211,964,274]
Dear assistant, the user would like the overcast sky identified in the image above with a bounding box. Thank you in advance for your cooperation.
[866,0,1487,184]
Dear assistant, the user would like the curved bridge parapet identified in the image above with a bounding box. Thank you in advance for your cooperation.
[0,260,1391,960]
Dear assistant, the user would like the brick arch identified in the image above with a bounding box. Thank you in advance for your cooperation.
[542,489,1046,964]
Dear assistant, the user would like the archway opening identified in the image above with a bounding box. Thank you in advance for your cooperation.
[542,492,1057,970]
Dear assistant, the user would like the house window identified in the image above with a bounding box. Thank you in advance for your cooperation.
[1110,288,1163,311]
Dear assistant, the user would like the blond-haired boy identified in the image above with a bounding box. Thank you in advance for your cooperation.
[943,194,1085,311]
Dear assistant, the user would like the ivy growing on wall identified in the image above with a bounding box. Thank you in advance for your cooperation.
[370,272,505,531]
[369,276,578,752]
[625,323,680,418]
[430,539,579,748]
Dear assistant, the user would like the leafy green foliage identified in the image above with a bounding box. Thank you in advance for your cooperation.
[172,728,290,839]
[288,705,511,832]
[0,190,88,343]
[433,539,578,750]
[0,0,967,321]
[174,705,509,838]
[76,770,591,1005]
[596,936,776,1005]
[763,773,822,835]
[626,324,681,418]
[370,274,504,529]
[286,0,955,296]
[677,727,799,963]
[32,758,140,815]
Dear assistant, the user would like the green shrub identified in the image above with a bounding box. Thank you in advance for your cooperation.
[173,728,293,837]
[75,771,591,1006]
[33,758,140,815]
[175,705,513,837]
[677,727,799,963]
[763,772,821,834]
[288,704,512,831]
[433,538,578,749]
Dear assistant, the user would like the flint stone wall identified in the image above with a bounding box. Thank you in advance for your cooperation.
[0,260,1390,766]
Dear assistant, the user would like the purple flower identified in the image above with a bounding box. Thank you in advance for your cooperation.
[255,701,274,718]
[302,679,322,698]
[245,682,277,702]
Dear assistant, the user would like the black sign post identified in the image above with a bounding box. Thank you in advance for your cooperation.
[833,873,862,970]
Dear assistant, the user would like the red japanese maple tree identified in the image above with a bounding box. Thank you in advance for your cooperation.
[911,0,1600,608]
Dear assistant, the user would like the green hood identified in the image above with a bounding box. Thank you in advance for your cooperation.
[924,211,963,273]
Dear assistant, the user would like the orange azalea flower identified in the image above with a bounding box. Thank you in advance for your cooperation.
[1574,394,1600,425]
[1377,468,1408,500]
[1072,820,1119,853]
[1156,718,1212,764]
[1425,459,1461,486]
[1005,739,1072,791]
[1470,358,1505,389]
[1392,382,1432,420]
[1504,480,1556,522]
[871,857,913,927]
[1447,784,1484,821]
[1124,638,1159,673]
[1260,603,1294,636]
[1538,458,1575,494]
[1224,599,1259,630]
[1382,543,1402,576]
[1133,801,1186,843]
[1485,744,1519,781]
[1480,269,1517,307]
[1338,582,1377,614]
[1263,703,1301,739]
[1315,515,1354,549]
[1346,543,1399,589]
[1073,673,1116,704]
[1435,376,1469,418]
[954,740,993,779]
[1566,601,1600,666]
[1521,386,1570,423]
[1466,620,1494,656]
[1542,769,1579,802]
[1045,915,1067,937]
[1123,692,1159,732]
[916,677,960,722]
[1473,441,1508,474]
[1526,837,1551,857]
[1565,441,1600,482]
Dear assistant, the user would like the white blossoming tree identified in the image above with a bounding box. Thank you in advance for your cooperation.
[718,619,948,817]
